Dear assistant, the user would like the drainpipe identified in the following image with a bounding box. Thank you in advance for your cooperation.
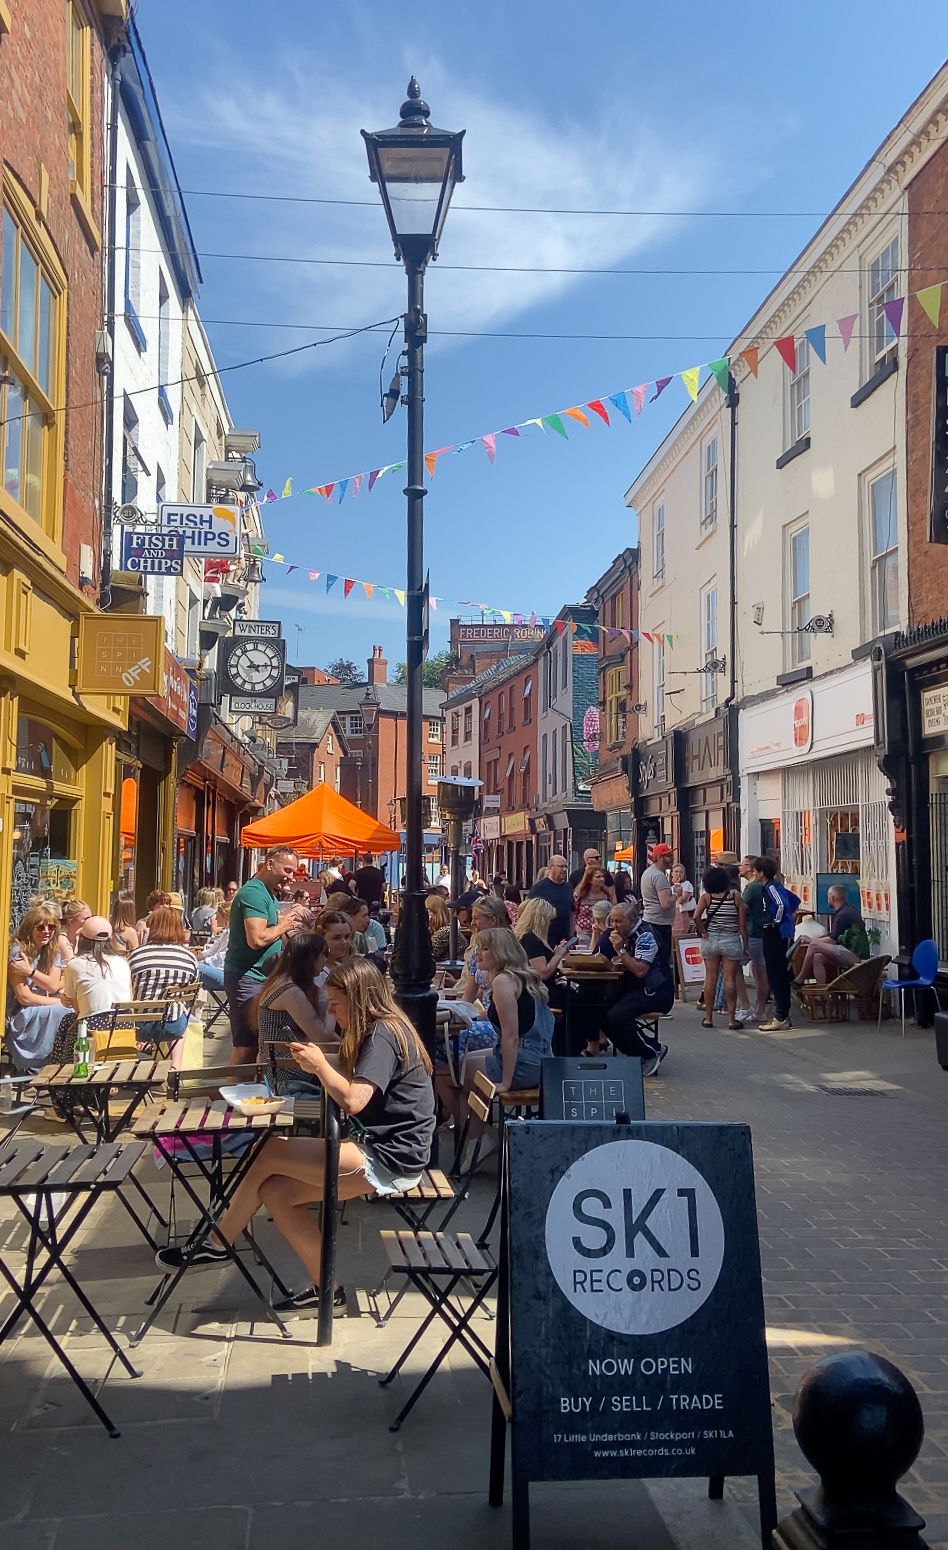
[723,371,740,849]
[99,37,127,609]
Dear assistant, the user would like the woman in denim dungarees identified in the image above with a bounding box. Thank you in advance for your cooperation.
[461,927,553,1095]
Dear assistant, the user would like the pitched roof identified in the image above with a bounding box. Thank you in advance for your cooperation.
[276,707,349,749]
[298,680,445,718]
[443,653,535,708]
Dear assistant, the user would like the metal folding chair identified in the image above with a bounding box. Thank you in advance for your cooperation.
[0,1137,147,1436]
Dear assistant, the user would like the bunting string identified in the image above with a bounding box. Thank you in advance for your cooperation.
[247,552,676,648]
[261,275,946,504]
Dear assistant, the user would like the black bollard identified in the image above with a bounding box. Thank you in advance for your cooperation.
[773,1350,929,1550]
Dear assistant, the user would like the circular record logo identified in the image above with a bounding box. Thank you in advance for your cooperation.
[544,1140,725,1335]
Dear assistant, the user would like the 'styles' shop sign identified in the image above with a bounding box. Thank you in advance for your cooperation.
[504,1122,774,1542]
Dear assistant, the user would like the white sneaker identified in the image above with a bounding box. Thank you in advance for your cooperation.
[759,1017,791,1032]
[736,1008,756,1023]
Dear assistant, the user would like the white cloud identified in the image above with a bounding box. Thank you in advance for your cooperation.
[165,54,735,372]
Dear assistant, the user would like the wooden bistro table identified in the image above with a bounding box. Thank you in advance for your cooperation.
[558,956,623,1055]
[32,1057,172,1248]
[128,1095,296,1344]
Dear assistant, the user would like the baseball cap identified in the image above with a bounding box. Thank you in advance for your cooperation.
[651,844,674,859]
[79,915,113,942]
[450,889,481,912]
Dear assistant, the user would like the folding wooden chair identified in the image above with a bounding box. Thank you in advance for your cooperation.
[377,1228,497,1431]
[109,981,202,1058]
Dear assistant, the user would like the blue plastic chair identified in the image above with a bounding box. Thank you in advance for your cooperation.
[877,939,944,1036]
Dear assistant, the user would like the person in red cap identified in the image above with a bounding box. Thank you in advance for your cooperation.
[640,843,676,974]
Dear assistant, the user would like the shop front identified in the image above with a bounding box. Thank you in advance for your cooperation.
[177,707,270,906]
[479,811,501,878]
[0,572,125,1008]
[631,734,678,877]
[874,621,948,971]
[678,708,740,882]
[590,760,632,865]
[501,811,530,887]
[119,651,197,911]
[740,659,895,948]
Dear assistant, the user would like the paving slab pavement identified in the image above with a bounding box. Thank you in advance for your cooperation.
[0,1008,946,1549]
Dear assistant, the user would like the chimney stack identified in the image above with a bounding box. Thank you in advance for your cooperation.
[367,645,388,686]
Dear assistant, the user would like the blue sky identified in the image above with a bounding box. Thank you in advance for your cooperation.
[140,0,945,674]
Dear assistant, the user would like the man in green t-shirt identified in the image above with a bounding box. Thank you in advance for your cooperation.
[224,846,310,1060]
[740,854,770,1022]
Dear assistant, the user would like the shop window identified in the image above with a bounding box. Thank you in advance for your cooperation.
[10,797,75,930]
[869,467,898,634]
[759,818,781,869]
[930,764,948,959]
[0,195,63,532]
[15,715,78,784]
[827,809,860,873]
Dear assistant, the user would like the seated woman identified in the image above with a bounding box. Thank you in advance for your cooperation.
[451,894,509,1004]
[589,898,613,952]
[6,905,71,1072]
[52,915,134,1069]
[197,901,231,989]
[461,928,554,1096]
[135,890,171,947]
[128,905,199,1068]
[155,957,436,1313]
[513,896,570,983]
[426,892,452,961]
[257,932,335,1095]
[191,886,223,937]
[312,908,354,970]
[110,890,140,954]
[57,898,92,964]
[503,883,522,925]
[335,895,376,958]
[573,865,614,945]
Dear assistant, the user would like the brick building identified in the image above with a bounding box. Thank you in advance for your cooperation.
[297,648,445,872]
[276,709,349,800]
[477,654,538,884]
[875,115,948,972]
[586,548,640,859]
[0,2,126,966]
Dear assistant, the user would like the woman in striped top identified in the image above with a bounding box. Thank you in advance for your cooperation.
[128,906,198,1064]
[692,866,748,1031]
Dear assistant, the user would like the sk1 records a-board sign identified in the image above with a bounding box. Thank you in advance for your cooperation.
[491,1122,775,1549]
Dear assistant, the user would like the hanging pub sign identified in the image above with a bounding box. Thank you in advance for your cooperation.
[75,615,164,696]
[120,529,185,576]
[931,345,948,544]
[158,502,241,556]
[492,1121,775,1549]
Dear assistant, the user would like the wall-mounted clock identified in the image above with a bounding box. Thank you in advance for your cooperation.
[220,635,286,699]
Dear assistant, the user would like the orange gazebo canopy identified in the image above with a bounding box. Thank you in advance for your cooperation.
[240,782,400,857]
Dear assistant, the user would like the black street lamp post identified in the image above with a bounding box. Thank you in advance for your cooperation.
[359,684,380,820]
[362,80,464,1053]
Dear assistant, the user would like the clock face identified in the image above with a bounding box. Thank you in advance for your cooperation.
[226,639,284,695]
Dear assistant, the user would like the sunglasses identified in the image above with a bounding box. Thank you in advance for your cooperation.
[35,923,55,933]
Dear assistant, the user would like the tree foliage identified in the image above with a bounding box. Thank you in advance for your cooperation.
[391,648,458,688]
[325,657,360,685]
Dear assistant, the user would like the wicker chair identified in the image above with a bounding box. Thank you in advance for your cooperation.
[795,954,892,1024]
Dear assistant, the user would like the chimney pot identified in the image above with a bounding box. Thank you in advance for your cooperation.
[367,646,388,685]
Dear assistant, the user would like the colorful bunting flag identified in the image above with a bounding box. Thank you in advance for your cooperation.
[804,325,827,364]
[343,579,355,598]
[286,565,298,575]
[352,474,363,497]
[326,574,338,592]
[424,452,439,478]
[368,470,381,492]
[917,283,943,328]
[651,377,672,402]
[837,313,857,352]
[681,366,700,402]
[502,426,521,438]
[394,589,405,607]
[739,346,759,377]
[882,297,904,338]
[308,570,320,582]
[271,552,285,563]
[609,391,632,422]
[544,414,568,439]
[362,582,373,599]
[709,358,731,394]
[481,432,496,464]
[265,489,277,504]
[631,385,647,415]
[775,336,797,373]
[564,407,590,428]
[587,399,610,425]
[337,478,349,503]
[281,478,292,499]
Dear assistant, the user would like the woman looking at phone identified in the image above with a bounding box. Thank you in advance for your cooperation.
[156,958,435,1313]
[257,933,335,1047]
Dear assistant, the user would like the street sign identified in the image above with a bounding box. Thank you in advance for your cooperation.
[230,695,278,714]
[120,529,185,575]
[495,1121,775,1548]
[158,502,241,556]
[75,615,164,696]
[930,344,948,544]
[231,619,281,638]
[540,1058,645,1122]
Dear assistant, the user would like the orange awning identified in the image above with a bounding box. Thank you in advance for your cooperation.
[613,844,634,862]
[240,782,400,857]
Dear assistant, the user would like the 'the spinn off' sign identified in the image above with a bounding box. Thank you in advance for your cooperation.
[504,1121,774,1545]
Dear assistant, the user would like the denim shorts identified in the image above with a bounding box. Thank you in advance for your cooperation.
[484,1048,542,1091]
[746,936,765,965]
[700,934,744,962]
[358,1144,423,1198]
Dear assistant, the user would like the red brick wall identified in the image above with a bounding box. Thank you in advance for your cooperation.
[596,571,640,757]
[906,140,948,624]
[0,3,108,593]
[352,710,444,827]
[479,661,538,829]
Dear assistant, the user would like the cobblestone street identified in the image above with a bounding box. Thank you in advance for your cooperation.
[1,1010,946,1550]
